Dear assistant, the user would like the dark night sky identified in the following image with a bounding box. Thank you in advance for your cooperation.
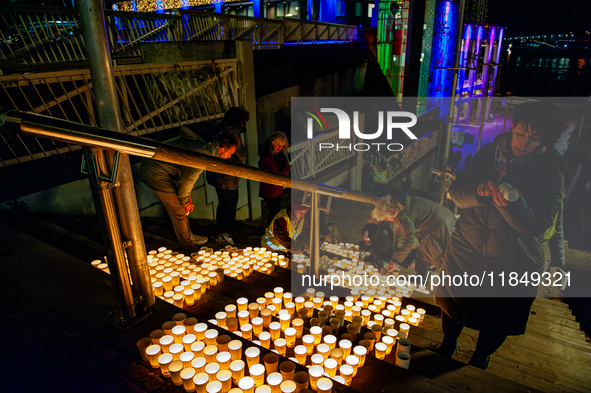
[486,0,591,36]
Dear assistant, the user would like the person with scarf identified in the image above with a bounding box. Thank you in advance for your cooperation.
[434,101,564,369]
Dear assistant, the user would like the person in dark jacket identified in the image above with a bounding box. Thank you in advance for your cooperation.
[140,127,240,247]
[359,223,395,269]
[210,107,250,247]
[370,193,457,275]
[434,101,564,369]
[259,132,290,226]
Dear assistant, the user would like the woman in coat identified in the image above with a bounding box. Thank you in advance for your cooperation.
[435,101,564,369]
[259,132,290,225]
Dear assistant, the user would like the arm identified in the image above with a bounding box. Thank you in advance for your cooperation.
[177,167,204,206]
[448,142,496,209]
[494,171,562,238]
[390,212,418,263]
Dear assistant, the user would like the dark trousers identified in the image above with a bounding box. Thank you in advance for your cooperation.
[216,188,239,234]
[264,195,283,226]
[440,311,507,369]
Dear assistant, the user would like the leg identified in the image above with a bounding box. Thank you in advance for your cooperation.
[154,190,192,246]
[468,330,507,370]
[438,310,463,357]
[265,196,283,226]
[216,188,239,234]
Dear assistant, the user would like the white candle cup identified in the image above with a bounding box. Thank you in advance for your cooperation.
[273,338,287,356]
[237,297,249,311]
[293,371,309,391]
[150,329,165,344]
[182,334,197,352]
[310,326,323,345]
[180,367,197,392]
[241,323,254,340]
[323,358,338,377]
[279,361,296,381]
[338,339,352,358]
[375,342,387,360]
[205,362,221,382]
[136,337,152,362]
[204,329,219,345]
[238,310,250,326]
[323,334,337,350]
[173,293,185,307]
[316,377,333,393]
[216,369,232,393]
[291,318,304,338]
[229,339,243,360]
[217,351,232,370]
[263,352,280,375]
[353,346,367,367]
[330,348,344,366]
[339,364,354,386]
[249,303,260,320]
[399,323,410,337]
[317,343,330,360]
[302,335,315,355]
[169,360,184,386]
[159,335,175,353]
[308,365,324,390]
[260,308,273,328]
[258,331,271,349]
[225,304,237,318]
[216,311,228,326]
[194,372,210,393]
[269,322,282,341]
[172,325,187,343]
[294,345,308,365]
[245,347,261,368]
[279,380,296,393]
[203,344,219,362]
[249,364,266,387]
[283,327,297,348]
[395,351,411,369]
[194,323,208,341]
[158,353,174,377]
[144,344,161,369]
[192,356,207,373]
[396,338,411,356]
[230,359,245,384]
[279,313,291,331]
[238,376,255,393]
[382,335,395,355]
[162,321,177,335]
[191,341,206,358]
[169,343,184,361]
[345,355,360,377]
[267,372,283,393]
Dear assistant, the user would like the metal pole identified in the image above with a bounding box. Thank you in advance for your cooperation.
[84,147,136,321]
[309,192,320,278]
[78,0,154,310]
[439,0,465,204]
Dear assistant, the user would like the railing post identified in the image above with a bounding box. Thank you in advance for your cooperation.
[79,0,153,327]
[309,192,320,278]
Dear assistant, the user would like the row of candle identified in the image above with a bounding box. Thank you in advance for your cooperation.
[137,312,337,393]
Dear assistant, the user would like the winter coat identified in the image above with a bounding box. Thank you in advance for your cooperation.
[391,194,457,268]
[435,133,563,336]
[212,127,246,190]
[258,152,290,198]
[140,126,220,206]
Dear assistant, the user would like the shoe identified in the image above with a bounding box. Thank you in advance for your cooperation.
[217,233,235,247]
[435,338,457,358]
[190,233,208,246]
[468,354,491,370]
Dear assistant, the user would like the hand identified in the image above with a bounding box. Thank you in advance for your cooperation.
[477,180,509,207]
[388,260,397,271]
[323,234,338,244]
[184,198,194,215]
[407,262,416,271]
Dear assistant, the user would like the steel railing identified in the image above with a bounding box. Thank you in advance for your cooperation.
[0,5,358,70]
[0,59,238,167]
[290,129,357,179]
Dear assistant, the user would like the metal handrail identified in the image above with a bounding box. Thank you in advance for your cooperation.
[0,109,381,206]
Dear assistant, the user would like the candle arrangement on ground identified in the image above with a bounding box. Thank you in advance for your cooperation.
[91,246,290,307]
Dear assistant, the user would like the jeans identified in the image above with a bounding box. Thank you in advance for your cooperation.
[216,188,239,234]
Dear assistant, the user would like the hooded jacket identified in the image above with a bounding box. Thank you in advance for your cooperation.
[140,126,220,206]
[435,132,563,335]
